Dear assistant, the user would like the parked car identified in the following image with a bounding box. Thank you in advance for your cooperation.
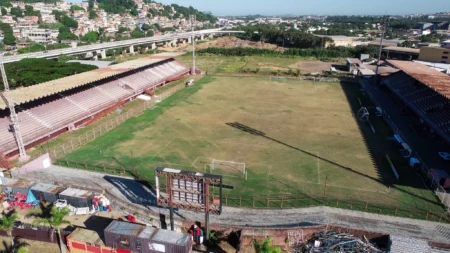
[438,152,450,161]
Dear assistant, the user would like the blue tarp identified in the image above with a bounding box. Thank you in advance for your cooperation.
[26,189,40,205]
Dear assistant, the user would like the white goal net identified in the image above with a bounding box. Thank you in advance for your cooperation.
[270,76,286,82]
[210,159,247,180]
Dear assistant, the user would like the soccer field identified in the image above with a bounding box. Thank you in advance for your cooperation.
[62,75,444,215]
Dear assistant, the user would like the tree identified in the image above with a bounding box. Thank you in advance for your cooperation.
[18,43,46,54]
[83,31,99,43]
[62,16,78,28]
[130,7,138,16]
[89,10,98,19]
[33,206,71,253]
[1,59,97,89]
[1,7,7,15]
[58,26,78,41]
[0,212,19,247]
[10,7,22,17]
[0,22,16,45]
[146,30,154,37]
[118,26,129,33]
[253,238,281,253]
[130,27,144,38]
[141,23,151,31]
[51,10,66,21]
[70,5,85,12]
[1,238,29,253]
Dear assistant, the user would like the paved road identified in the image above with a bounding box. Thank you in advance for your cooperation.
[12,165,450,244]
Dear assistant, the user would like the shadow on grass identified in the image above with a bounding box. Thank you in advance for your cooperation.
[225,121,442,210]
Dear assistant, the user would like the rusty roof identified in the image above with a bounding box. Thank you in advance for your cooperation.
[67,228,105,246]
[0,54,176,110]
[5,179,35,189]
[388,60,450,99]
[30,183,65,194]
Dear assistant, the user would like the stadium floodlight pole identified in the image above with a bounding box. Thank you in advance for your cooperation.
[375,16,390,83]
[190,14,196,75]
[0,54,28,161]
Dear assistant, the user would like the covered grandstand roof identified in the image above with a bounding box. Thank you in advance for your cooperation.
[387,60,450,99]
[0,54,178,110]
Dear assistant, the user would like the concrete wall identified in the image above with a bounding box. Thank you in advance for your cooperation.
[16,153,51,174]
[419,47,450,63]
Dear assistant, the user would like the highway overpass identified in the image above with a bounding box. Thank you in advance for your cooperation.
[2,29,244,63]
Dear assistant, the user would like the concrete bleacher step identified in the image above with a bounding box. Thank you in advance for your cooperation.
[22,109,52,128]
[63,96,90,112]
[94,86,117,100]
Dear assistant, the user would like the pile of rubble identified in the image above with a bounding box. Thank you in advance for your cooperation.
[299,231,383,253]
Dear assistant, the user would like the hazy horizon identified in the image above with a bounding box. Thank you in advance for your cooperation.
[155,0,450,16]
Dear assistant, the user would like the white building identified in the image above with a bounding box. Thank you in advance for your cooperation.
[22,28,59,43]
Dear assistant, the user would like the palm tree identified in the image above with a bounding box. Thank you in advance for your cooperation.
[0,212,18,247]
[32,206,71,253]
[0,238,29,253]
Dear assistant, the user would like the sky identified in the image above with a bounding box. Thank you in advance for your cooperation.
[156,0,450,16]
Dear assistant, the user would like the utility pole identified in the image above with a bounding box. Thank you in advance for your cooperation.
[375,16,390,82]
[0,55,28,161]
[190,15,196,75]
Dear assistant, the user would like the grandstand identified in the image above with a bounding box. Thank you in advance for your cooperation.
[0,54,190,156]
[382,60,450,144]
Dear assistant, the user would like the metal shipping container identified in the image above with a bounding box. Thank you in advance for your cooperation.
[2,178,35,196]
[58,188,93,208]
[30,183,66,203]
[104,220,192,253]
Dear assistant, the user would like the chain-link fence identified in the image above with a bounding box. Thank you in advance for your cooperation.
[47,83,185,161]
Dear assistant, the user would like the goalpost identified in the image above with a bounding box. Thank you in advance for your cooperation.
[269,76,286,82]
[210,159,247,180]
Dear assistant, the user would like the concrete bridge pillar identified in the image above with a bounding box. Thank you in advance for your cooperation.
[209,34,214,39]
[101,49,106,59]
[152,43,157,50]
[188,37,192,43]
[129,45,135,54]
[93,54,98,61]
[171,40,177,47]
[201,35,204,40]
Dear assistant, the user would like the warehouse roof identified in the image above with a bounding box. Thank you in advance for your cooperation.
[383,46,420,54]
[59,188,92,198]
[388,60,450,99]
[67,228,105,246]
[105,221,145,236]
[0,54,174,110]
[4,179,35,189]
[30,183,65,194]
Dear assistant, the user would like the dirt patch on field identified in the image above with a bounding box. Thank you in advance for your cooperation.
[196,37,285,52]
[289,60,343,73]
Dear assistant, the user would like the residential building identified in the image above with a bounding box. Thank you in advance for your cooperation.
[419,46,450,64]
[21,29,59,43]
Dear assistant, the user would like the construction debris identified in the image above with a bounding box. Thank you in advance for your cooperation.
[299,231,383,253]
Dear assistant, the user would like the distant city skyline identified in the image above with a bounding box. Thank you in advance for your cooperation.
[156,0,450,16]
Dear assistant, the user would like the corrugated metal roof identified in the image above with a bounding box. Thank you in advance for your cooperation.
[138,226,157,239]
[151,229,190,246]
[105,220,144,237]
[67,228,105,246]
[0,55,173,109]
[388,60,450,99]
[4,179,35,188]
[59,188,91,198]
[30,183,65,194]
[383,46,420,54]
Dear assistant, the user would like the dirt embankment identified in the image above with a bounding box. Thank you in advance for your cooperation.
[195,36,285,52]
